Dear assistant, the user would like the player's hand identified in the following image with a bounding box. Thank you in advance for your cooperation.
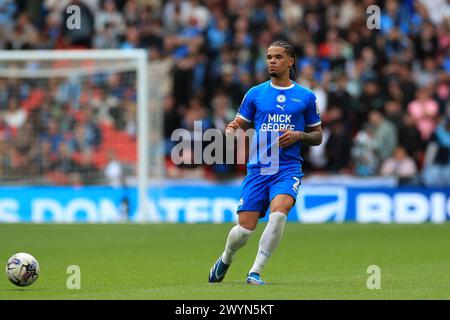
[225,120,240,136]
[277,129,302,148]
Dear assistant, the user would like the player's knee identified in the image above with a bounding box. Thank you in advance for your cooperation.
[270,201,292,214]
[270,196,295,214]
[238,218,257,231]
[237,211,259,231]
[238,221,257,231]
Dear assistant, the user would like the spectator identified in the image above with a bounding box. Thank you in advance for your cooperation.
[407,86,440,141]
[31,140,54,174]
[356,79,386,130]
[163,94,181,156]
[415,21,439,61]
[434,71,450,114]
[162,0,192,33]
[380,146,418,185]
[414,57,439,88]
[187,0,210,32]
[327,73,353,126]
[325,119,352,173]
[70,122,90,152]
[40,118,64,155]
[104,149,124,187]
[207,15,231,54]
[93,22,120,48]
[138,7,164,50]
[368,110,398,162]
[41,11,61,49]
[3,98,26,130]
[123,0,139,25]
[4,13,38,49]
[95,0,125,39]
[385,79,407,109]
[298,41,330,83]
[398,113,425,166]
[211,91,233,132]
[397,63,417,105]
[384,27,413,61]
[351,124,379,176]
[77,150,101,185]
[210,91,238,179]
[422,117,450,187]
[120,24,140,49]
[280,0,303,28]
[380,0,409,35]
[419,0,450,26]
[384,100,404,130]
[0,0,16,31]
[52,142,78,174]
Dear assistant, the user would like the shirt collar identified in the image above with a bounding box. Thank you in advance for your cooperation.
[269,81,295,90]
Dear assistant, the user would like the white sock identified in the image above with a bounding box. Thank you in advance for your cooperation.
[249,212,287,275]
[221,224,254,265]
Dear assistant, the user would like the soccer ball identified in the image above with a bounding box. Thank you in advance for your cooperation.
[6,253,40,287]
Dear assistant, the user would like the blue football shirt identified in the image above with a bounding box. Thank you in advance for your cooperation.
[236,80,321,171]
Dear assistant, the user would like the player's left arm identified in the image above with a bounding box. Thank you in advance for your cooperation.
[278,125,322,147]
[279,93,322,147]
[299,124,323,146]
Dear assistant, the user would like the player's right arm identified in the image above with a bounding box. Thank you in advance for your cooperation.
[226,116,250,134]
[227,88,256,134]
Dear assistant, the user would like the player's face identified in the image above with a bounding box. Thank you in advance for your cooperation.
[266,46,293,79]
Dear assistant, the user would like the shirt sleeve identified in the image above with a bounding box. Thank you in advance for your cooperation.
[304,93,321,127]
[236,88,256,123]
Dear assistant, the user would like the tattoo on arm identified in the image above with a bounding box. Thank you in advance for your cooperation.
[299,128,322,146]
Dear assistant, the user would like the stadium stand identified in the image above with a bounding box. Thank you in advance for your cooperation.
[0,0,448,186]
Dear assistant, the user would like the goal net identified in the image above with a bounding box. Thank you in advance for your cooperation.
[0,49,170,216]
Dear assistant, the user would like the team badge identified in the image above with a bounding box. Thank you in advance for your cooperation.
[276,94,286,103]
[276,94,286,111]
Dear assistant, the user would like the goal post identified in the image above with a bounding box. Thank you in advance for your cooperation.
[0,49,168,219]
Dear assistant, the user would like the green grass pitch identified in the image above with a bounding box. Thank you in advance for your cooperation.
[1,223,449,299]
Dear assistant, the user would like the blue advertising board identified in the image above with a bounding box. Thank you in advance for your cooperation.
[0,185,449,223]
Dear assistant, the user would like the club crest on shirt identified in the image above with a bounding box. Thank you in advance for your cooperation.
[276,94,286,103]
[276,94,286,111]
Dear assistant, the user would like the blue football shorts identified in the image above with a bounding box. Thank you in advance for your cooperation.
[237,166,304,217]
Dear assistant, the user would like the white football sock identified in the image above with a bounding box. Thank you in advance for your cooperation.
[221,224,254,265]
[249,211,287,275]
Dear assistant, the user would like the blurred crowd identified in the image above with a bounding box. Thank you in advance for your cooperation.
[0,72,138,185]
[0,0,449,186]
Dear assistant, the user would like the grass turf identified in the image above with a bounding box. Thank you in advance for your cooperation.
[0,223,449,300]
